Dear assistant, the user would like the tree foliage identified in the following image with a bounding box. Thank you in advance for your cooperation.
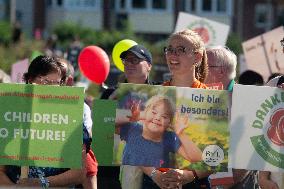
[0,21,11,46]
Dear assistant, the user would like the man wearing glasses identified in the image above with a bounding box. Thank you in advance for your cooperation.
[98,44,153,189]
[205,46,237,91]
[120,45,152,84]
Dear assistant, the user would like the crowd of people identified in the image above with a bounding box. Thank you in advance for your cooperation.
[0,30,284,189]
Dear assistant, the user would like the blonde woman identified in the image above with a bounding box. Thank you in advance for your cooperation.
[142,29,211,189]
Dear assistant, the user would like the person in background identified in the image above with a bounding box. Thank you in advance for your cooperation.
[0,69,11,83]
[12,21,22,44]
[232,72,262,189]
[56,58,98,189]
[142,29,211,189]
[259,75,284,189]
[0,56,85,188]
[66,35,83,81]
[99,44,153,189]
[44,34,63,58]
[258,37,284,189]
[238,70,264,86]
[205,46,237,91]
[205,46,236,189]
[204,46,261,189]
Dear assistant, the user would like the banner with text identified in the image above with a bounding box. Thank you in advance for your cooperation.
[114,84,229,171]
[229,84,284,172]
[0,83,84,168]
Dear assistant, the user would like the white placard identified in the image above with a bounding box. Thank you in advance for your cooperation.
[175,12,230,46]
[229,84,284,172]
[242,26,284,81]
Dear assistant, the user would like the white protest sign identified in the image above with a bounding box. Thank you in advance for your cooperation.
[229,84,284,172]
[242,26,284,81]
[175,12,230,46]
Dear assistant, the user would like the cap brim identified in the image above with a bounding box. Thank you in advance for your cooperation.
[119,49,145,60]
[128,50,145,59]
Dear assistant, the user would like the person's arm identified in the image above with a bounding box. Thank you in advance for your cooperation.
[18,146,87,187]
[48,169,84,187]
[83,102,93,138]
[179,170,212,185]
[141,167,167,189]
[0,166,14,185]
[177,134,202,162]
[174,113,202,162]
[259,171,279,189]
[17,168,84,187]
[115,100,145,134]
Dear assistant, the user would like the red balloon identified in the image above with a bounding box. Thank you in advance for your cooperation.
[78,46,110,84]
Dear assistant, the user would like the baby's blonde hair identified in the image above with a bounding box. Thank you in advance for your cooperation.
[145,95,175,121]
[169,29,208,82]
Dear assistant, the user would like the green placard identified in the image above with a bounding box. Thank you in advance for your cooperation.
[92,99,117,166]
[0,83,84,168]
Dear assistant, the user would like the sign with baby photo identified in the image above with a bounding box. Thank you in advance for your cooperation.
[114,83,229,171]
[0,83,84,168]
[229,84,284,172]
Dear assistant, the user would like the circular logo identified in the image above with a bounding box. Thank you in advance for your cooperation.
[0,128,8,138]
[250,99,284,169]
[193,27,210,44]
[187,20,216,46]
[267,108,284,146]
[202,145,224,166]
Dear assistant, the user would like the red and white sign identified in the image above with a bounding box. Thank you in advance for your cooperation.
[175,12,230,47]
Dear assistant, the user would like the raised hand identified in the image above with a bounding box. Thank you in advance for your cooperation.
[127,100,142,122]
[174,111,189,136]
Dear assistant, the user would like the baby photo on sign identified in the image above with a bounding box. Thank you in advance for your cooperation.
[114,83,202,168]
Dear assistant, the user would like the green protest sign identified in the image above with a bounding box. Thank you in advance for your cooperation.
[92,99,117,165]
[0,83,84,168]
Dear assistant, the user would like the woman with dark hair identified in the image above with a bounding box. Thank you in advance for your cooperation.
[0,55,86,188]
[23,56,64,85]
